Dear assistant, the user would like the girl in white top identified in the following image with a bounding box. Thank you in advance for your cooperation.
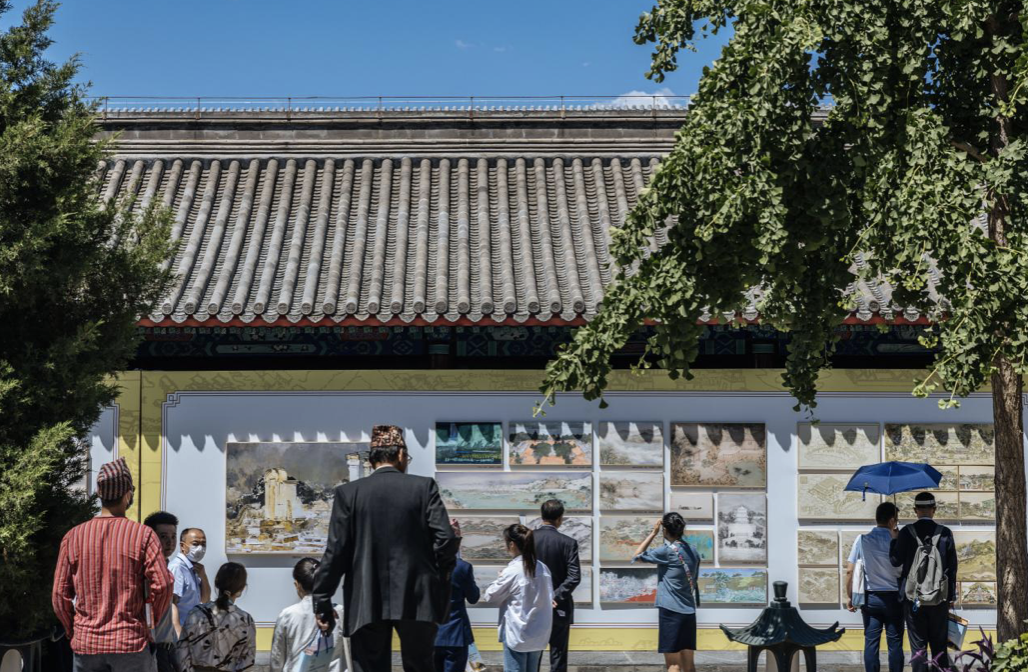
[481,524,554,672]
[270,558,350,672]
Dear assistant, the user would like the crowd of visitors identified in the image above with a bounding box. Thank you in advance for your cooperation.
[52,427,958,672]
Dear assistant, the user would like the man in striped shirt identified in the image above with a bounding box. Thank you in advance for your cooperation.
[52,457,173,672]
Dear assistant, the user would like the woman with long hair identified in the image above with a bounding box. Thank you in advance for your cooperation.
[481,524,554,672]
[176,562,256,671]
[634,512,701,672]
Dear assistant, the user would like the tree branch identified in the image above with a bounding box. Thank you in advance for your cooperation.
[951,140,988,163]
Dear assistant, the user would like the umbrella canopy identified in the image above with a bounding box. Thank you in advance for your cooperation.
[845,461,943,499]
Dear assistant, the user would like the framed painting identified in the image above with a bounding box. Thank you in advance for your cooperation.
[669,492,715,520]
[683,530,715,563]
[599,472,664,511]
[670,423,766,488]
[599,568,658,604]
[884,424,995,465]
[471,566,504,606]
[436,471,592,511]
[934,466,959,492]
[797,530,839,567]
[959,582,998,607]
[697,568,768,605]
[225,442,366,554]
[717,493,767,564]
[840,531,862,568]
[958,466,995,492]
[798,568,840,604]
[960,492,996,521]
[953,531,996,582]
[435,422,503,465]
[526,515,593,562]
[798,473,879,521]
[797,423,880,471]
[894,492,959,521]
[599,516,655,561]
[509,421,592,466]
[574,567,594,605]
[598,421,664,467]
[452,516,520,562]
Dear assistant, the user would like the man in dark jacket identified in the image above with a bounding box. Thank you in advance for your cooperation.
[313,425,459,672]
[889,492,959,672]
[433,520,480,672]
[531,499,582,672]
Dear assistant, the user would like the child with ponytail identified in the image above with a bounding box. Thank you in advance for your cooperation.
[176,562,256,671]
[481,524,554,672]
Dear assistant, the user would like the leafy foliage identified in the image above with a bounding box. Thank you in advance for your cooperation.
[539,0,1026,637]
[0,0,172,638]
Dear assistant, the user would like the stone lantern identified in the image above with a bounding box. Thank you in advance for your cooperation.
[721,581,845,672]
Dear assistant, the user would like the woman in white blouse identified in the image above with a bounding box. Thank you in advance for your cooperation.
[270,558,349,672]
[481,524,554,672]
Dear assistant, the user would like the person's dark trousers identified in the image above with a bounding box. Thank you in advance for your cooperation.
[153,642,182,672]
[351,619,439,672]
[861,591,905,672]
[434,645,469,672]
[544,614,571,672]
[904,601,950,672]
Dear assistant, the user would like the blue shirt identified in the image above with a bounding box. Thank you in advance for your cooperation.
[848,527,903,592]
[168,554,202,626]
[635,540,700,614]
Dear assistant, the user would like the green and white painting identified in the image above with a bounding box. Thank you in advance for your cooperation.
[435,422,503,465]
[697,568,768,605]
[437,471,593,511]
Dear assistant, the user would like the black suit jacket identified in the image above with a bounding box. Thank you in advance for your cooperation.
[312,467,459,635]
[889,518,958,602]
[532,524,581,622]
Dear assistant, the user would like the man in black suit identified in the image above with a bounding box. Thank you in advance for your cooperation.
[532,499,581,672]
[313,425,459,672]
[889,492,959,672]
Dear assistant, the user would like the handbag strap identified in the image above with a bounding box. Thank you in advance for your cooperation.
[671,541,699,603]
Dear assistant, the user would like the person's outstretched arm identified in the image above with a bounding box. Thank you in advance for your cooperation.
[463,564,481,605]
[313,487,352,628]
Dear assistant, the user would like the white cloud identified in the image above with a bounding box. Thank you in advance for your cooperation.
[582,61,591,67]
[608,87,681,108]
[493,46,509,53]
[455,39,474,49]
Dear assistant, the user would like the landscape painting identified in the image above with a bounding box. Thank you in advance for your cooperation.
[798,568,840,604]
[960,492,997,521]
[669,492,714,520]
[683,530,715,562]
[670,423,766,488]
[717,493,767,564]
[697,568,768,605]
[599,568,658,604]
[958,466,995,492]
[960,582,998,607]
[797,423,880,471]
[884,424,995,465]
[509,421,592,466]
[797,530,839,567]
[598,421,664,467]
[453,516,520,562]
[840,531,861,568]
[954,531,996,582]
[435,422,503,465]
[895,492,959,521]
[437,471,593,511]
[574,568,593,605]
[934,466,959,491]
[225,442,361,554]
[599,472,664,511]
[471,566,504,605]
[600,516,654,561]
[526,515,593,562]
[797,473,879,520]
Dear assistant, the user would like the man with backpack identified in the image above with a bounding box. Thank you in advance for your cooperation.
[890,492,959,672]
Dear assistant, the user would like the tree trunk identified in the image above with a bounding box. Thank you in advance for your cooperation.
[990,358,1028,640]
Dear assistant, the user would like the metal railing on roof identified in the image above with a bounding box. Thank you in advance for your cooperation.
[87,95,693,120]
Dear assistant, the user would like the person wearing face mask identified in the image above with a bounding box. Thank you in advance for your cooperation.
[175,562,256,672]
[270,558,349,672]
[144,510,182,672]
[52,458,173,672]
[168,528,212,637]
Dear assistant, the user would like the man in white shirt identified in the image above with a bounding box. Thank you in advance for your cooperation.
[271,558,348,672]
[167,528,211,635]
[845,502,904,672]
[143,511,181,672]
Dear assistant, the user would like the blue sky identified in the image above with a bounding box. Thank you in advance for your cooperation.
[12,0,729,101]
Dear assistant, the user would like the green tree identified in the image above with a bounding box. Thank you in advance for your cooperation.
[541,0,1027,638]
[0,0,172,638]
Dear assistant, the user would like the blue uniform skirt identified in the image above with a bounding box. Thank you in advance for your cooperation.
[658,607,697,652]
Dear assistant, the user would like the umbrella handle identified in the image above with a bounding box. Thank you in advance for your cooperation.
[862,485,867,501]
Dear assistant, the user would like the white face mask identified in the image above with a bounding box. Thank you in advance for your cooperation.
[186,545,206,563]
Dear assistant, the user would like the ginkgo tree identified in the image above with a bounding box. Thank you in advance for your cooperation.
[540,0,1028,638]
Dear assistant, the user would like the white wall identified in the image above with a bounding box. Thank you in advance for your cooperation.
[137,389,1000,629]
[86,406,118,496]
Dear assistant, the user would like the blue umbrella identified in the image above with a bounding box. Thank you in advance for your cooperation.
[845,461,943,499]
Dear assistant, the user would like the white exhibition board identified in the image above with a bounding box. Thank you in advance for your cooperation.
[98,388,1009,629]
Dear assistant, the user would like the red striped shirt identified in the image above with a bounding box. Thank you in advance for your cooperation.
[52,516,173,654]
